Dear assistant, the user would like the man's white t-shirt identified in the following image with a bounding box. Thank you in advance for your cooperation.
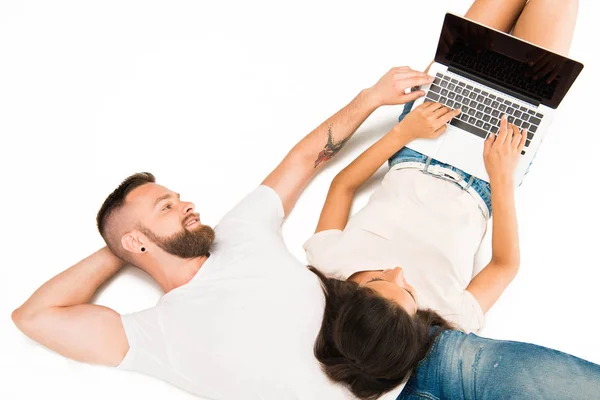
[118,186,352,400]
[304,168,487,334]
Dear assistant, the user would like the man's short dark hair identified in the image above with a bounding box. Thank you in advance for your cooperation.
[96,172,156,262]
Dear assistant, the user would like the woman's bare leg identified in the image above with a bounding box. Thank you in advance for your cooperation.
[425,0,528,73]
[512,0,578,56]
[464,0,528,33]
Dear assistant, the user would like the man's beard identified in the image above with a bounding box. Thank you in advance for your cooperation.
[140,224,215,259]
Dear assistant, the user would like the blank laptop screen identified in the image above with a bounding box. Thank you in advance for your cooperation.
[435,13,583,108]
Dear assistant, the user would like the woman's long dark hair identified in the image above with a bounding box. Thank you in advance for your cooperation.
[309,266,454,400]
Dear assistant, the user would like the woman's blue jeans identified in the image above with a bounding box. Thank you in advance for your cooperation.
[398,330,600,400]
[389,100,539,218]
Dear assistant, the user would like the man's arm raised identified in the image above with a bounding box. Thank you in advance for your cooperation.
[11,247,129,366]
[262,66,434,216]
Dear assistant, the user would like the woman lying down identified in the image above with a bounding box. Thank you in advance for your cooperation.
[304,101,600,400]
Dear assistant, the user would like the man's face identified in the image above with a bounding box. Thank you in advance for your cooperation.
[126,183,215,258]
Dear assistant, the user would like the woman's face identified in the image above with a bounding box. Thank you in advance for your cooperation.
[348,267,418,315]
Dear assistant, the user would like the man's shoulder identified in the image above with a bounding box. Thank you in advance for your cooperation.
[219,185,284,225]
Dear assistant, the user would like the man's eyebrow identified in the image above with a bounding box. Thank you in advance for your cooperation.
[153,193,180,207]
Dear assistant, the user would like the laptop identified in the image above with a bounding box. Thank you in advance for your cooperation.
[408,13,584,184]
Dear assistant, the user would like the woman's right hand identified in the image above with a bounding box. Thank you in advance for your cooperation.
[393,102,461,141]
[483,115,526,184]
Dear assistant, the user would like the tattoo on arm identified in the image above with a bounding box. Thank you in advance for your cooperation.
[314,126,352,168]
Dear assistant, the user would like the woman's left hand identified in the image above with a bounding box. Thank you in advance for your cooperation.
[392,101,461,141]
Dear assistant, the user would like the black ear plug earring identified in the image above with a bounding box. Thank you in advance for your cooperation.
[141,247,146,252]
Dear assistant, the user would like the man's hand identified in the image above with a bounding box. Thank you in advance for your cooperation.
[262,66,437,216]
[484,115,526,184]
[392,102,461,141]
[366,66,434,107]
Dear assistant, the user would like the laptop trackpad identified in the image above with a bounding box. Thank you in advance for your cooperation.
[436,126,488,181]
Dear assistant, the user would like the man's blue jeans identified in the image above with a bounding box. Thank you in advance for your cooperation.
[398,330,600,400]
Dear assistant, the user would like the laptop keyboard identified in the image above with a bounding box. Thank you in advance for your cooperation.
[425,72,544,155]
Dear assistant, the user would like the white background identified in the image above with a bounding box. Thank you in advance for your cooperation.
[1,0,599,398]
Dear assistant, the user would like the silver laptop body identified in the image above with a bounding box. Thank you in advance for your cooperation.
[407,13,583,185]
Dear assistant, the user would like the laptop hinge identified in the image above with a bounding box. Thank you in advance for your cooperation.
[447,66,541,107]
